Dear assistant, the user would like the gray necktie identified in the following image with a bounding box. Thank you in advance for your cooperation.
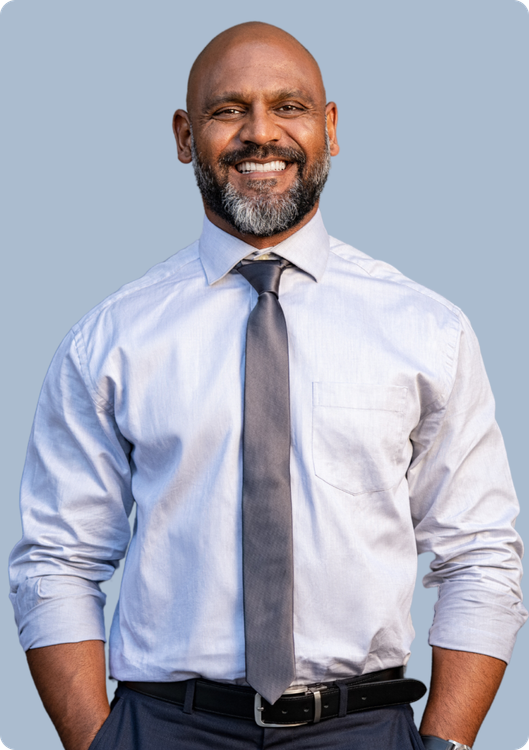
[237,259,296,706]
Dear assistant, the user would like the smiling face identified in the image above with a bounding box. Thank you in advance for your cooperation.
[174,24,339,246]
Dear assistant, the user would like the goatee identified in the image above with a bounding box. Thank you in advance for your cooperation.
[190,133,331,238]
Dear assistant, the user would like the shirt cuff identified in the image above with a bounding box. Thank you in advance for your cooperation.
[9,575,107,651]
[428,581,528,663]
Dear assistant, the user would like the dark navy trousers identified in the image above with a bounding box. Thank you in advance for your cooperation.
[89,685,426,750]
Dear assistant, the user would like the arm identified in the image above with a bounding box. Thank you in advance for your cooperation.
[407,312,526,743]
[419,646,506,746]
[27,640,110,750]
[8,330,133,742]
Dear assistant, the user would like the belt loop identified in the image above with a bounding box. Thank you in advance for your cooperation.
[183,679,197,714]
[337,680,348,718]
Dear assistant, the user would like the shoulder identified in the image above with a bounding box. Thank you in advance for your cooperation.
[73,241,202,337]
[328,234,463,325]
[65,241,203,392]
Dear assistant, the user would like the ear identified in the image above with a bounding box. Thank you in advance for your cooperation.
[325,102,340,157]
[173,109,193,164]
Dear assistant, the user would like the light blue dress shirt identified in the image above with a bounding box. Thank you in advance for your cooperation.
[9,211,526,686]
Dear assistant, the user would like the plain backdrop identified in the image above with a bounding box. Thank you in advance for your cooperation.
[1,1,528,748]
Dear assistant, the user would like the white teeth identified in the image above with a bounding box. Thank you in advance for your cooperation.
[236,160,287,173]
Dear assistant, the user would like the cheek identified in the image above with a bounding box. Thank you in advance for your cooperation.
[278,129,325,164]
[285,120,327,153]
[196,123,238,162]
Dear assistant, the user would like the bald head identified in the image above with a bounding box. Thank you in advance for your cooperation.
[186,22,326,117]
[173,22,339,245]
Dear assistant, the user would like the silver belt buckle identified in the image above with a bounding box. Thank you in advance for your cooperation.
[254,684,327,727]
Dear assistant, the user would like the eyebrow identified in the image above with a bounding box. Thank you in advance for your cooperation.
[204,88,316,111]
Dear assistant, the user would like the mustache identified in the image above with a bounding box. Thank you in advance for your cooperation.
[218,144,306,169]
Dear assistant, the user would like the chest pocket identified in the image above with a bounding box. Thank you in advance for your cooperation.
[312,382,408,496]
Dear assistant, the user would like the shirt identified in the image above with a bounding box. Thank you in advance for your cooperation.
[9,210,527,686]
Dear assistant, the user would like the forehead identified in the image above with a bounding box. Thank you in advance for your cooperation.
[194,39,324,110]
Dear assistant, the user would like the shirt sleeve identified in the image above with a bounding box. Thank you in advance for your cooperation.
[407,311,527,663]
[8,328,134,651]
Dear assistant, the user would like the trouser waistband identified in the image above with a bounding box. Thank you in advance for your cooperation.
[122,667,427,727]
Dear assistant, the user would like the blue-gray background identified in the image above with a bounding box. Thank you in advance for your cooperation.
[1,0,527,748]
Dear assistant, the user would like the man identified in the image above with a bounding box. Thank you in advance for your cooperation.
[8,21,526,750]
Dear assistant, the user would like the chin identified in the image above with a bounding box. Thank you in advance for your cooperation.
[233,177,280,194]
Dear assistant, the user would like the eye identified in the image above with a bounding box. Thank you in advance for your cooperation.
[213,107,245,118]
[276,104,305,115]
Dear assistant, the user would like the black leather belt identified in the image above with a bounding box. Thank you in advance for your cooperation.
[123,667,427,727]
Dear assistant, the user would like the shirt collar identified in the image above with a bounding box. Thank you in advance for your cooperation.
[199,209,330,285]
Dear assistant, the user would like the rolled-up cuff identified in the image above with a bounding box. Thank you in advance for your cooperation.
[428,581,528,664]
[9,575,107,651]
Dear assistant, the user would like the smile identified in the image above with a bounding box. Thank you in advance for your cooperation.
[236,160,288,174]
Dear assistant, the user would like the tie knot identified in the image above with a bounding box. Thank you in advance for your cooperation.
[237,260,285,297]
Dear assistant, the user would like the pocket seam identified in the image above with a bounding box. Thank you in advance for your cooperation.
[402,704,426,749]
[87,698,121,750]
[392,387,408,465]
[313,382,407,410]
[312,383,408,496]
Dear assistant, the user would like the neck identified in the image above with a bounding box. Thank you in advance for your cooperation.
[203,203,319,250]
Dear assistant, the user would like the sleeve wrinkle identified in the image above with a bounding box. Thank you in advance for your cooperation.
[72,323,114,414]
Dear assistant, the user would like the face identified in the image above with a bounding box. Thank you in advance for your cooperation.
[174,38,339,241]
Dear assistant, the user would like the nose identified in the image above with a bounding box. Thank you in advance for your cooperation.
[238,103,282,146]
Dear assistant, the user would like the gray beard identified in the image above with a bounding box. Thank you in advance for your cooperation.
[190,133,331,238]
